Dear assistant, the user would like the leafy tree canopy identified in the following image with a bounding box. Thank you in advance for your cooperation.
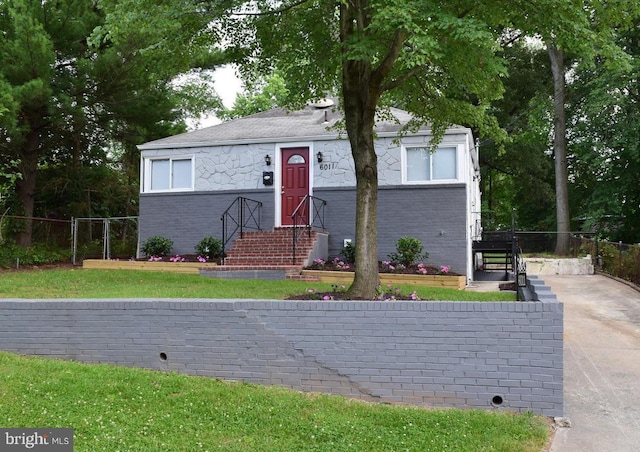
[568,19,640,242]
[219,0,601,297]
[0,0,225,245]
[217,72,289,120]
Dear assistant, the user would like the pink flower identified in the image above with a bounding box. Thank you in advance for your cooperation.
[440,265,449,273]
[323,295,331,300]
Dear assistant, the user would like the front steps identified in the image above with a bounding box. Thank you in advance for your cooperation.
[201,228,326,281]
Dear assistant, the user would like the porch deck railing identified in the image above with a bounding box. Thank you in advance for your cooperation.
[221,197,263,260]
[291,195,327,265]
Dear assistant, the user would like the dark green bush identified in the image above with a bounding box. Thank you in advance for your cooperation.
[194,236,223,260]
[340,241,356,264]
[140,236,173,258]
[0,241,70,268]
[388,237,429,266]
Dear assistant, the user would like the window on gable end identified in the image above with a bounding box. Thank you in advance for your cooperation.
[404,146,457,183]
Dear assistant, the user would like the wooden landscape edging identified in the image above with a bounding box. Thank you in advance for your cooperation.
[301,270,466,289]
[82,260,466,289]
[82,259,207,274]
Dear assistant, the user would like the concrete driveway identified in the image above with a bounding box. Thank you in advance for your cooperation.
[545,274,640,452]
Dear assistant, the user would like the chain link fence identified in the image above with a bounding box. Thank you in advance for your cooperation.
[71,217,139,264]
[0,215,72,248]
[0,215,138,266]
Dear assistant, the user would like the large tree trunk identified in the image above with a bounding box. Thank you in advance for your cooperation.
[548,44,571,255]
[342,92,380,299]
[14,127,40,247]
[341,1,380,299]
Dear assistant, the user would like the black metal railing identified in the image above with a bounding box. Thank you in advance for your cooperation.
[515,245,527,300]
[291,195,327,265]
[221,197,263,260]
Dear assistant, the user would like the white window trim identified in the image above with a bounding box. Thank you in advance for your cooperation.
[141,155,195,193]
[401,144,460,184]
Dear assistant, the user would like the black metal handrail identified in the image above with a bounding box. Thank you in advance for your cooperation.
[291,195,327,265]
[221,197,263,261]
[515,245,527,300]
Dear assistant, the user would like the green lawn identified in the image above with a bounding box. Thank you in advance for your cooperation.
[0,268,515,301]
[0,269,540,451]
[0,352,549,451]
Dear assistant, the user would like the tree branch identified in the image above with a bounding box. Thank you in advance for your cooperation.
[233,0,311,16]
[381,66,419,92]
[371,29,407,89]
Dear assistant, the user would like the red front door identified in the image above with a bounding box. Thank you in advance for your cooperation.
[281,147,310,226]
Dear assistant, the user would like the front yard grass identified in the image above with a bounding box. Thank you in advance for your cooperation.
[0,351,549,451]
[0,268,515,301]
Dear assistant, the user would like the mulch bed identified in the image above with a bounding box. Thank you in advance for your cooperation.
[285,291,420,301]
[304,260,459,275]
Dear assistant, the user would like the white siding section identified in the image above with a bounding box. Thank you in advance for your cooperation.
[140,128,477,192]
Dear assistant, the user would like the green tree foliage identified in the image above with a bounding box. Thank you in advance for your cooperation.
[217,72,289,120]
[569,20,640,242]
[0,0,223,246]
[225,0,598,298]
[481,42,556,231]
[480,2,640,245]
[541,0,640,254]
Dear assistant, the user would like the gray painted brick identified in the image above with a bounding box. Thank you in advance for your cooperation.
[140,184,470,275]
[0,298,563,417]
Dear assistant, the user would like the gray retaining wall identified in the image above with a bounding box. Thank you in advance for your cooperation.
[0,299,563,416]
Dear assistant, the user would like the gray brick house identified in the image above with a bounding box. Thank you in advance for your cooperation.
[137,99,482,281]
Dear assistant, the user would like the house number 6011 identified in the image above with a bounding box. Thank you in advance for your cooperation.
[319,162,337,170]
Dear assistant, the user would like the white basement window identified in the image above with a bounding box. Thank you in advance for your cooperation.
[404,146,458,183]
[144,157,194,192]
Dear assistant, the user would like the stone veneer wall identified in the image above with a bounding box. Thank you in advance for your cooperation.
[0,299,564,417]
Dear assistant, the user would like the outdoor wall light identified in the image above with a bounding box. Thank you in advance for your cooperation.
[265,154,272,166]
[316,151,323,163]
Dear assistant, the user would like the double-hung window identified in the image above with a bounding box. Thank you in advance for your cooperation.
[143,157,194,192]
[404,146,458,183]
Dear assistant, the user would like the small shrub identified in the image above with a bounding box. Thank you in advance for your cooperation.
[141,236,173,258]
[340,241,356,264]
[388,237,429,267]
[194,236,223,260]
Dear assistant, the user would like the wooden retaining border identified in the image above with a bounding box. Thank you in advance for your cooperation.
[82,259,207,274]
[82,260,466,289]
[301,270,467,289]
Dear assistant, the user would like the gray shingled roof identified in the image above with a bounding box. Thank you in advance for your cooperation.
[138,100,434,150]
